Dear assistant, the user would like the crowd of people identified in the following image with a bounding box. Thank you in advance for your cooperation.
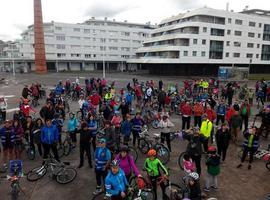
[0,76,269,200]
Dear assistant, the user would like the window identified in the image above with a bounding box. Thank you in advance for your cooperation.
[249,22,256,27]
[226,41,230,46]
[256,54,259,58]
[57,53,66,58]
[235,19,243,25]
[201,51,206,57]
[202,39,206,45]
[73,28,80,32]
[258,34,261,38]
[56,44,65,49]
[211,28,225,36]
[228,18,232,23]
[248,32,255,38]
[100,30,106,33]
[184,51,188,56]
[192,51,197,57]
[203,27,207,32]
[109,47,118,51]
[234,42,241,47]
[234,31,242,36]
[84,29,90,33]
[55,26,62,31]
[226,52,229,57]
[100,46,106,51]
[121,47,130,51]
[121,55,130,58]
[56,35,65,41]
[193,39,197,44]
[85,54,91,58]
[227,30,231,35]
[70,36,80,40]
[257,44,260,48]
[84,37,91,40]
[100,38,106,43]
[71,45,80,48]
[247,54,253,58]
[247,43,254,48]
[259,23,262,28]
[121,32,130,36]
[71,54,80,57]
[233,53,240,57]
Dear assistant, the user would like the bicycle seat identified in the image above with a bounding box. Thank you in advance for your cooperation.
[153,133,161,138]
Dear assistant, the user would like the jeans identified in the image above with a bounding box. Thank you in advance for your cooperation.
[241,147,254,164]
[132,131,139,146]
[217,146,228,161]
[216,115,225,126]
[95,170,107,188]
[150,175,166,200]
[42,143,59,162]
[182,116,191,130]
[79,142,92,167]
[205,173,218,188]
[190,154,201,175]
[241,115,249,131]
[194,116,202,128]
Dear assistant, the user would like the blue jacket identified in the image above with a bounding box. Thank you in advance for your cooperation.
[55,85,64,95]
[95,147,111,171]
[125,93,132,104]
[105,168,128,196]
[131,118,144,132]
[0,127,15,145]
[217,105,226,115]
[68,118,78,132]
[88,120,97,136]
[41,125,59,144]
[121,120,132,136]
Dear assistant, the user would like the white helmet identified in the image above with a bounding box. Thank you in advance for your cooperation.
[189,172,199,181]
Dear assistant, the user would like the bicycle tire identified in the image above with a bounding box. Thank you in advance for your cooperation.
[155,144,170,165]
[57,144,65,158]
[266,161,270,171]
[63,140,71,156]
[129,146,138,163]
[138,138,150,154]
[27,148,36,160]
[11,185,19,200]
[139,189,156,200]
[178,152,186,170]
[56,167,77,184]
[164,183,183,200]
[27,165,47,182]
[151,119,159,129]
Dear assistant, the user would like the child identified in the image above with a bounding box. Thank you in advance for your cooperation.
[204,146,221,192]
[183,154,196,174]
[187,172,202,200]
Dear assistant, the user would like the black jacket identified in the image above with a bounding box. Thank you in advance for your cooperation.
[216,128,230,149]
[183,132,205,156]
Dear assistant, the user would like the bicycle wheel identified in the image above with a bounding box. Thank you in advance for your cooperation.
[63,140,71,156]
[155,144,170,165]
[138,138,150,154]
[164,183,182,200]
[266,161,270,171]
[129,146,138,163]
[27,148,36,160]
[139,189,156,200]
[178,152,186,170]
[56,167,77,184]
[11,184,19,200]
[27,165,47,181]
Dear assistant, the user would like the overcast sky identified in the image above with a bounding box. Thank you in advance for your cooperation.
[0,0,269,41]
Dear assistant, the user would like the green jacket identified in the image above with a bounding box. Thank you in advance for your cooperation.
[206,155,220,176]
[144,158,168,177]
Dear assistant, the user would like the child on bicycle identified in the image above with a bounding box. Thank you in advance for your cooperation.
[183,153,196,175]
[144,149,169,200]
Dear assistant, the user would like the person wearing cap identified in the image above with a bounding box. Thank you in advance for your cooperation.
[158,113,174,152]
[115,146,141,181]
[41,118,59,162]
[237,127,259,170]
[0,120,15,169]
[78,122,92,169]
[200,114,213,153]
[203,146,221,192]
[105,160,128,200]
[144,149,168,200]
[215,123,230,162]
[93,138,111,195]
[0,96,7,122]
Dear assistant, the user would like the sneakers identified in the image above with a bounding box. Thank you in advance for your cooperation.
[236,164,243,168]
[248,165,252,170]
[93,188,102,195]
[203,187,210,192]
[211,186,218,190]
[77,164,83,169]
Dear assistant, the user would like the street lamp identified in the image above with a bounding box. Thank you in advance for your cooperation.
[11,43,15,76]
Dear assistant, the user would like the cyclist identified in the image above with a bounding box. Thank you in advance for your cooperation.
[33,118,43,157]
[78,122,92,169]
[93,138,111,195]
[0,96,7,122]
[158,113,174,152]
[144,149,169,200]
[186,172,202,200]
[115,146,141,181]
[67,113,79,148]
[120,114,132,145]
[87,114,98,151]
[256,107,270,138]
[13,119,24,159]
[131,112,145,147]
[105,160,129,200]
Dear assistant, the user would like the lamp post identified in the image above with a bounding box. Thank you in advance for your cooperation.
[248,59,252,79]
[11,43,15,76]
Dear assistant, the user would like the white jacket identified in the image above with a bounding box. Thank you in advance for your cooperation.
[158,119,174,133]
[0,99,7,111]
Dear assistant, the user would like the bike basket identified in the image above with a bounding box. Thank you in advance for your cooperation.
[9,160,23,176]
[137,177,145,189]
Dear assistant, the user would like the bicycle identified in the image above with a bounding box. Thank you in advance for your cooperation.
[138,129,170,164]
[62,131,75,157]
[237,146,270,162]
[1,160,25,200]
[22,139,35,160]
[27,154,77,184]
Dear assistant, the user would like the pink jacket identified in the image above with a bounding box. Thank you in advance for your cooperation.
[183,159,196,173]
[111,116,121,128]
[115,154,140,176]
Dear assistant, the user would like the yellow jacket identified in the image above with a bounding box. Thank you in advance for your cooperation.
[200,119,213,138]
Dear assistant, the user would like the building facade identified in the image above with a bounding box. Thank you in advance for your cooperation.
[0,18,153,72]
[128,7,270,75]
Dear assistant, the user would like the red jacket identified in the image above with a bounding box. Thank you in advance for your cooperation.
[226,107,235,122]
[20,104,35,117]
[90,94,100,106]
[181,104,192,116]
[193,103,204,116]
[205,109,216,122]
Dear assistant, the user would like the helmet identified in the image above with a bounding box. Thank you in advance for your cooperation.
[208,146,217,152]
[98,138,106,144]
[114,110,120,115]
[110,159,120,167]
[120,146,129,153]
[137,177,145,189]
[189,172,199,181]
[147,149,157,157]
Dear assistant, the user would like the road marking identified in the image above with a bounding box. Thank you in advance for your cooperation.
[3,95,15,98]
[6,108,20,113]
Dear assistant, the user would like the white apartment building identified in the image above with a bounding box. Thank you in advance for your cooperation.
[128,7,270,75]
[0,18,154,72]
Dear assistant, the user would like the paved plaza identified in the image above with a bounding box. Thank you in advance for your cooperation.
[0,71,269,200]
